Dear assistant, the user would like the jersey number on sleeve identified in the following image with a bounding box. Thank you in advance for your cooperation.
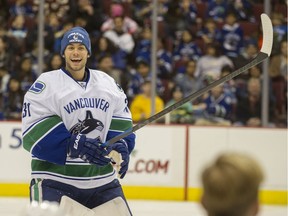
[22,102,31,118]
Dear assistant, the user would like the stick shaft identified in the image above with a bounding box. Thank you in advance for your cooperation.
[104,52,268,146]
[104,13,273,147]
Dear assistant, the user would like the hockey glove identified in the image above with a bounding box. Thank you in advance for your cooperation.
[107,139,130,179]
[67,134,111,166]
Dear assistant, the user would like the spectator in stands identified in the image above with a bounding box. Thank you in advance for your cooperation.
[113,0,133,2]
[25,17,54,54]
[174,0,202,30]
[91,35,127,71]
[135,27,152,61]
[101,3,139,35]
[7,15,28,54]
[46,13,63,42]
[173,29,202,67]
[136,34,172,79]
[8,14,27,39]
[46,11,61,29]
[178,0,198,30]
[250,65,276,108]
[2,77,24,120]
[249,65,262,79]
[9,0,34,17]
[16,56,37,92]
[0,36,13,71]
[234,78,274,127]
[194,43,234,81]
[131,0,152,26]
[103,16,135,54]
[130,80,164,123]
[46,53,63,71]
[126,59,164,102]
[68,0,104,34]
[197,18,221,45]
[173,59,204,98]
[0,67,10,119]
[219,11,244,59]
[201,152,264,216]
[156,38,173,79]
[0,95,3,120]
[270,12,287,55]
[194,84,233,126]
[32,0,70,19]
[165,85,194,124]
[23,40,51,76]
[165,0,198,38]
[220,65,237,106]
[156,0,170,22]
[0,20,8,39]
[237,64,275,105]
[74,16,88,29]
[96,54,122,85]
[0,68,4,119]
[233,39,259,79]
[269,39,287,122]
[53,21,74,54]
[227,0,254,22]
[0,67,10,95]
[206,0,228,23]
[0,1,9,24]
[133,0,169,24]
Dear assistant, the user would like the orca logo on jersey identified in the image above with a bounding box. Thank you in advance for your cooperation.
[70,111,104,135]
[29,81,46,94]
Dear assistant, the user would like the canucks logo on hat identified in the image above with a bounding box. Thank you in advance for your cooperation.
[68,32,84,43]
[73,34,79,40]
[60,27,91,55]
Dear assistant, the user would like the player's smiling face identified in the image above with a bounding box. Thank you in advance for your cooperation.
[64,43,89,78]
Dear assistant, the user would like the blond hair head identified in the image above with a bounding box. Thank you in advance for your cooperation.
[201,152,264,216]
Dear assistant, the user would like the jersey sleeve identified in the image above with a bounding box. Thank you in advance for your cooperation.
[106,82,135,153]
[22,77,71,165]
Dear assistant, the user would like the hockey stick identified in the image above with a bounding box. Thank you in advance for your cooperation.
[103,13,273,147]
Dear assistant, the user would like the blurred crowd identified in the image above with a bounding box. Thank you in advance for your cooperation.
[0,0,287,127]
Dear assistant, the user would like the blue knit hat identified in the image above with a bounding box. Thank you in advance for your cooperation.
[60,27,91,56]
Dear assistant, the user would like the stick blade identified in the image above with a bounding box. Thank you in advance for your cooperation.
[260,13,273,56]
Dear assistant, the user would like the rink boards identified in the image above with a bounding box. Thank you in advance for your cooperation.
[0,122,287,205]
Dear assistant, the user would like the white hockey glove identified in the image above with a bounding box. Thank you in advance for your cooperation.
[67,134,111,166]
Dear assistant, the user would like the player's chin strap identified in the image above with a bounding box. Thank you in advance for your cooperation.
[59,196,132,216]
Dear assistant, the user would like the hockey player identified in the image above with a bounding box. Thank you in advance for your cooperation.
[21,27,135,215]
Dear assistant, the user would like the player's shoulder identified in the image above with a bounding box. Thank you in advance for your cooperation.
[37,69,64,81]
[26,70,63,95]
[36,69,69,86]
[89,69,125,95]
[89,69,113,81]
[89,69,119,87]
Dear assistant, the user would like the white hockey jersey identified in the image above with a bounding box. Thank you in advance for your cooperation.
[22,68,135,189]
